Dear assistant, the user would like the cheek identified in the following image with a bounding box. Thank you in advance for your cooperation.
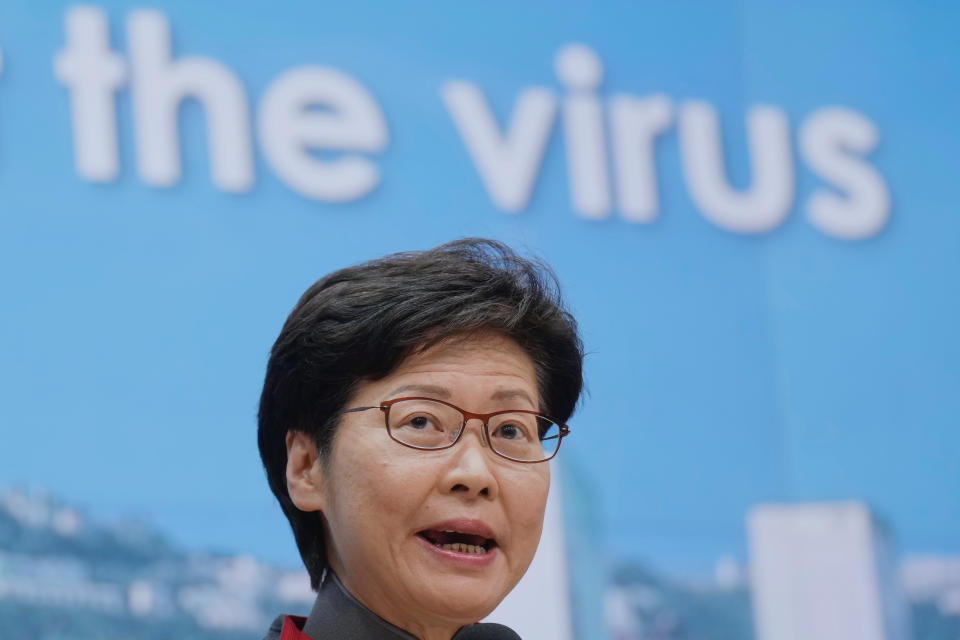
[506,468,550,549]
[327,449,433,539]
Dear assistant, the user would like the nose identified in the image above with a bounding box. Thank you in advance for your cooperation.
[440,419,499,500]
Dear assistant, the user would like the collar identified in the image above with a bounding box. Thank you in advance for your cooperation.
[300,570,421,639]
[286,570,510,639]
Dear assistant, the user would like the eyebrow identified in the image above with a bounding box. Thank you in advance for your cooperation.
[385,384,536,408]
[489,388,537,407]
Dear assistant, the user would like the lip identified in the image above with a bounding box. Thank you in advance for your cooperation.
[420,518,497,542]
[415,533,499,569]
[415,517,500,569]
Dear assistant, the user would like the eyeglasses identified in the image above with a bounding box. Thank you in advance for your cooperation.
[342,397,569,463]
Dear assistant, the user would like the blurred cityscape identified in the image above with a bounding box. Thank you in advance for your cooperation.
[606,550,960,640]
[0,488,313,640]
[2,487,958,640]
[606,503,960,640]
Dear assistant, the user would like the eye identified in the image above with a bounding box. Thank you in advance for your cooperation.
[400,413,440,431]
[492,420,532,442]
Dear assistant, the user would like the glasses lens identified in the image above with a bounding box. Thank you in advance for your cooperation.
[488,413,560,462]
[387,399,463,449]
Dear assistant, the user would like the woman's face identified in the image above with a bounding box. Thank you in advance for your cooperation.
[289,332,550,635]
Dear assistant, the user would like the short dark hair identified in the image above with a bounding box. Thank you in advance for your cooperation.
[257,238,584,589]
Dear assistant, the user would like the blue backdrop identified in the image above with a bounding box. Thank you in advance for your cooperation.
[1,2,957,638]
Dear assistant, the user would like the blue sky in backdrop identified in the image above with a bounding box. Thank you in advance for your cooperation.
[1,0,958,578]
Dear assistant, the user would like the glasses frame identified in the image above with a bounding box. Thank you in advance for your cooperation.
[342,396,570,463]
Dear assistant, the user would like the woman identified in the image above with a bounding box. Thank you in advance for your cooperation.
[258,239,584,639]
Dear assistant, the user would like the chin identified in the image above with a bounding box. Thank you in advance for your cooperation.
[429,595,502,624]
[419,577,510,622]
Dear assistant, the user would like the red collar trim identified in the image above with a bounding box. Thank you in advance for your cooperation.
[280,615,311,640]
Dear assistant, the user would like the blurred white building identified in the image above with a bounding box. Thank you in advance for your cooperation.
[747,501,911,640]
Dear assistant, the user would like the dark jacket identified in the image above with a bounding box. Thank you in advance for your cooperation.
[263,570,517,639]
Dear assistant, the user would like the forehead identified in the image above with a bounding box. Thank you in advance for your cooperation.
[361,332,539,405]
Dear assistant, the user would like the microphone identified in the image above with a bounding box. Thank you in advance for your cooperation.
[452,623,522,639]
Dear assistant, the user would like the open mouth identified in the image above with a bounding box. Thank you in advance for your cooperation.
[417,529,498,555]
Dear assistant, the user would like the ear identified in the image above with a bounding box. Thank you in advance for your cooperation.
[285,431,327,513]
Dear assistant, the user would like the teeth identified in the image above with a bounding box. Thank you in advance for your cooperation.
[432,541,487,554]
